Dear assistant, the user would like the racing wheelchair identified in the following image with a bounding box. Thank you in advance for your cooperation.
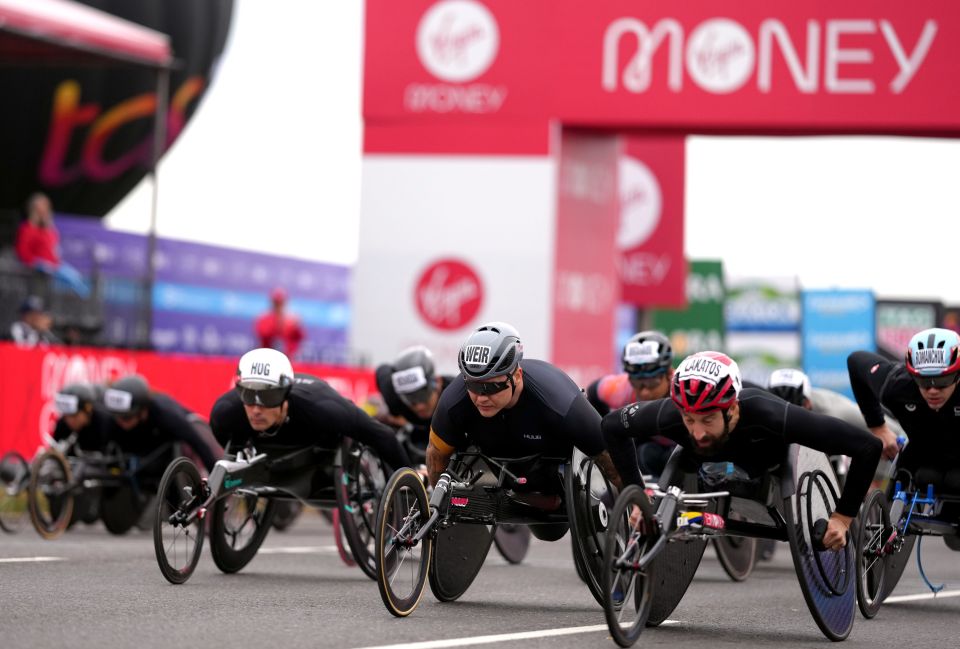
[855,468,960,618]
[372,447,615,617]
[602,444,857,647]
[0,451,30,533]
[153,437,386,584]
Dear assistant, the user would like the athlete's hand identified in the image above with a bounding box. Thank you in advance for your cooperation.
[872,424,900,460]
[823,513,852,551]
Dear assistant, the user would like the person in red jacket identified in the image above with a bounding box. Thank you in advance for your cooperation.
[14,192,89,297]
[254,287,305,359]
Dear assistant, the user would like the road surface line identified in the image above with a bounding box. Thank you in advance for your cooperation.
[0,556,65,563]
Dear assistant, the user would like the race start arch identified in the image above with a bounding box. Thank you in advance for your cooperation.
[354,0,959,383]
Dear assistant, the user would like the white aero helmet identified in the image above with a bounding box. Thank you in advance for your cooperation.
[236,348,294,407]
[767,368,811,406]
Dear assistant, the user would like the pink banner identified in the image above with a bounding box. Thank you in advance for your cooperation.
[365,0,960,135]
[0,343,377,459]
[618,136,686,307]
[551,130,620,387]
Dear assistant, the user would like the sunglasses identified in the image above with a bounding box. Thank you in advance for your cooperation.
[914,373,959,390]
[465,378,512,396]
[237,385,289,408]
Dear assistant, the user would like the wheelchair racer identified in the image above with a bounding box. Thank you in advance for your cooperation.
[586,331,676,478]
[426,322,624,540]
[210,348,411,472]
[847,327,960,496]
[602,351,882,550]
[52,383,110,453]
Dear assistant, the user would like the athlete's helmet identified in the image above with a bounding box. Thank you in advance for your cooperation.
[767,368,811,406]
[235,348,295,407]
[905,328,960,378]
[622,331,673,377]
[103,375,150,417]
[458,322,523,381]
[670,351,742,413]
[391,345,438,406]
[54,383,97,416]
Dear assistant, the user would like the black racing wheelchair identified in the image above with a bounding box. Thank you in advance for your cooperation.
[372,447,616,617]
[153,437,386,584]
[602,444,857,647]
[855,468,960,618]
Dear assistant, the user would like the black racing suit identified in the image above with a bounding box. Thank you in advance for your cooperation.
[106,392,223,480]
[430,359,607,540]
[374,364,454,454]
[848,351,960,494]
[210,373,411,473]
[601,387,881,519]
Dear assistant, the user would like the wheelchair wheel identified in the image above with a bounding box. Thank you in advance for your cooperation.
[713,532,758,582]
[209,491,276,574]
[375,468,432,617]
[856,489,890,619]
[271,500,303,531]
[493,523,532,564]
[332,508,357,566]
[944,535,960,552]
[100,486,142,535]
[565,449,615,606]
[602,485,656,648]
[153,457,206,584]
[336,439,387,580]
[28,450,74,539]
[0,451,30,533]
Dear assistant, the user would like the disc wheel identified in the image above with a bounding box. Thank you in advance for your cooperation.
[602,484,656,648]
[100,485,143,535]
[375,468,432,617]
[0,451,30,533]
[28,450,74,539]
[209,491,276,574]
[565,450,616,606]
[856,489,891,618]
[336,439,388,580]
[153,457,206,584]
[713,526,758,582]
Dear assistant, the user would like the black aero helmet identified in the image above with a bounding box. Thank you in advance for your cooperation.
[458,322,523,381]
[622,331,672,377]
[103,374,150,417]
[54,383,97,416]
[767,368,811,406]
[391,345,438,406]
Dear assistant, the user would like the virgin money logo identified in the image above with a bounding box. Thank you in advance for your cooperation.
[416,0,499,83]
[415,259,483,331]
[618,156,662,249]
[685,19,755,93]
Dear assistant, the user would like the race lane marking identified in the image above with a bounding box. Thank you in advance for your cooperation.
[258,545,338,555]
[353,621,679,649]
[0,557,65,563]
[886,589,960,603]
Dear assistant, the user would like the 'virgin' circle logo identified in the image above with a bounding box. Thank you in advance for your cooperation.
[618,157,662,249]
[415,259,484,330]
[686,18,755,94]
[416,0,499,83]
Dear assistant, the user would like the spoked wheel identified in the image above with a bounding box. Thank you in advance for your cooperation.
[28,450,74,539]
[603,485,656,648]
[332,508,357,566]
[336,439,388,580]
[375,468,432,617]
[209,490,276,574]
[565,449,616,606]
[154,457,206,584]
[0,451,30,533]
[856,489,891,618]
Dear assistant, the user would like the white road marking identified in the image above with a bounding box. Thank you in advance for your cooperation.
[0,556,65,563]
[885,589,960,603]
[258,545,338,554]
[353,621,679,649]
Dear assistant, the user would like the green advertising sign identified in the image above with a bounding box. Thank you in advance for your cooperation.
[651,260,725,365]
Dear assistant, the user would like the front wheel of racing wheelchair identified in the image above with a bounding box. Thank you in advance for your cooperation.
[28,449,74,540]
[154,457,207,584]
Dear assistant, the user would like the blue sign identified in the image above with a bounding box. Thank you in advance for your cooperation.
[802,290,875,399]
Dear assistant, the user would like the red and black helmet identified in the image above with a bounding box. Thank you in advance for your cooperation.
[670,351,742,413]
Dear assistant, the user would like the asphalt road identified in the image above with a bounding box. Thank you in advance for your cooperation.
[1,513,958,649]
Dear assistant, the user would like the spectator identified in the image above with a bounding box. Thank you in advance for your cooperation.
[10,295,60,347]
[14,192,90,297]
[255,287,305,358]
